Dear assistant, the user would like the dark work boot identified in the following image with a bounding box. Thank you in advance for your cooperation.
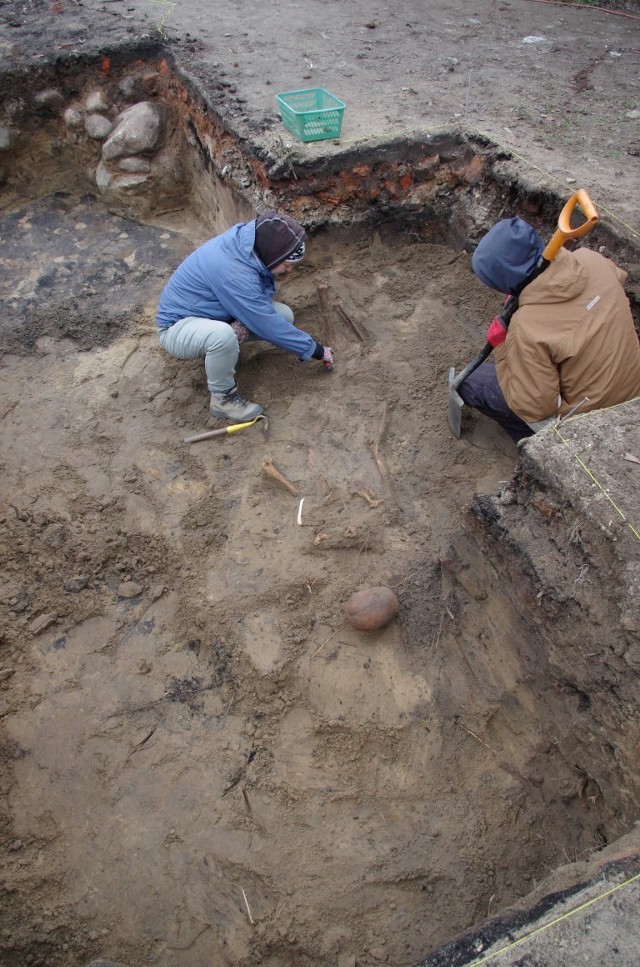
[209,385,263,422]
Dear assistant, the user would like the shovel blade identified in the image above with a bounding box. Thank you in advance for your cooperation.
[447,343,494,440]
[448,366,464,439]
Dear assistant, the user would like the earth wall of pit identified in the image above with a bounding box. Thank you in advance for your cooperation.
[2,45,640,298]
[417,402,640,963]
[441,404,640,838]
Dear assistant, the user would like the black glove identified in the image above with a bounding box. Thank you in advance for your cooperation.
[312,342,333,371]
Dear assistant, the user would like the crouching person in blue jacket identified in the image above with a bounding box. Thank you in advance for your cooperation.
[156,210,334,422]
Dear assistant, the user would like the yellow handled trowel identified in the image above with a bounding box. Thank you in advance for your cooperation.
[184,414,269,444]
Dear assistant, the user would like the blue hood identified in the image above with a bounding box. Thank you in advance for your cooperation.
[472,218,544,294]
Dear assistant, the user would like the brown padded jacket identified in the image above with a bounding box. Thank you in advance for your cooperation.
[494,247,640,424]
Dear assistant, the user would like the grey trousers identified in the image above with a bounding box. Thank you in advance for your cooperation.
[158,302,294,393]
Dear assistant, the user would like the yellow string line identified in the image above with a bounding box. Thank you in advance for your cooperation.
[468,870,640,965]
[551,411,640,542]
[466,124,640,240]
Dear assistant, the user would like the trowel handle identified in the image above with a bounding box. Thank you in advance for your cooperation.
[543,189,599,261]
[184,427,230,443]
[183,414,268,443]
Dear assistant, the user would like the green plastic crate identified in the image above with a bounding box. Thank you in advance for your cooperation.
[275,88,345,143]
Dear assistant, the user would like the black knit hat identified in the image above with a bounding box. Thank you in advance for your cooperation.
[254,211,307,270]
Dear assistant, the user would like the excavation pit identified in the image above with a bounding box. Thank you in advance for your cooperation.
[1,52,639,967]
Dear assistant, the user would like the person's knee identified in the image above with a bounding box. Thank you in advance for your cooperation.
[458,363,498,409]
[273,302,294,324]
[203,324,236,354]
[458,373,484,408]
[160,317,231,360]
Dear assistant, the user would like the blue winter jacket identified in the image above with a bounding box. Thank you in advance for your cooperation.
[156,220,317,360]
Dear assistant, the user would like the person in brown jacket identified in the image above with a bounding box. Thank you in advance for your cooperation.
[459,217,640,442]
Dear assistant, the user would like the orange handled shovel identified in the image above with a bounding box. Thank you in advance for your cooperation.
[447,189,599,439]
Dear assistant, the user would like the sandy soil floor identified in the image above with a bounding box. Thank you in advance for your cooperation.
[0,193,624,967]
[0,2,639,966]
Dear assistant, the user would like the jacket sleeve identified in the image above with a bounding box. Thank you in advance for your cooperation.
[609,260,627,287]
[497,316,561,424]
[216,271,317,360]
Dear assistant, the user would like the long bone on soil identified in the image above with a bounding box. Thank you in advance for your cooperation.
[261,458,300,495]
